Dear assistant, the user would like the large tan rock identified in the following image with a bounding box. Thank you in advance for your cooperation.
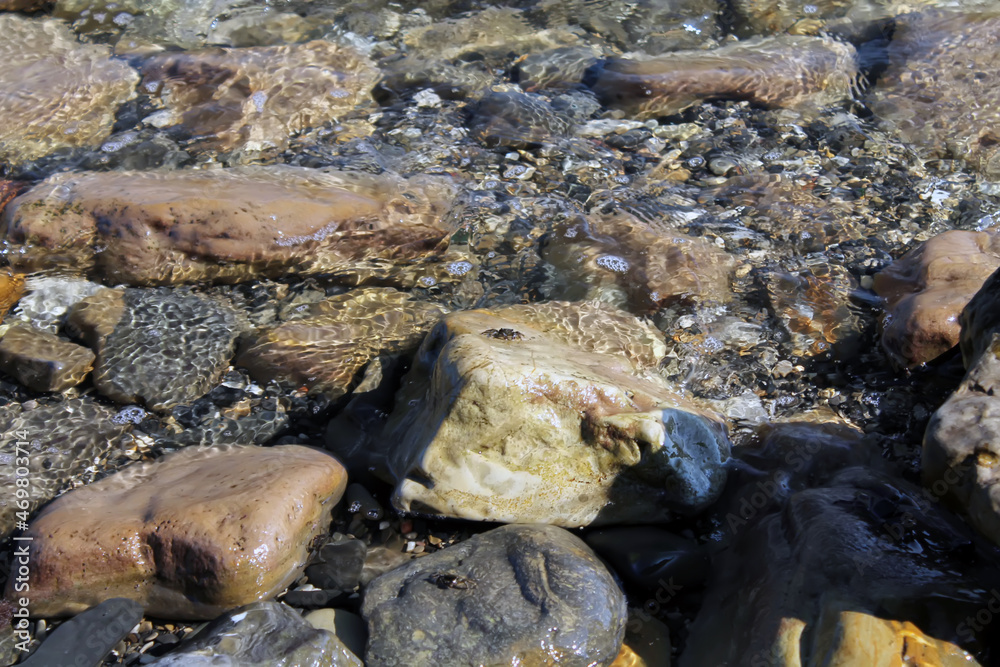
[140,40,378,154]
[0,324,95,392]
[874,230,1000,368]
[382,301,731,527]
[238,288,446,399]
[1,166,456,286]
[0,15,138,165]
[9,444,347,619]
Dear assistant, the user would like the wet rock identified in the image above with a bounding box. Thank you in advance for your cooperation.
[0,324,95,392]
[514,46,602,92]
[2,166,456,286]
[0,0,47,9]
[0,398,132,540]
[0,14,138,165]
[362,524,627,667]
[959,266,1000,367]
[237,288,445,400]
[874,230,1000,369]
[69,288,239,411]
[304,608,367,659]
[0,180,24,218]
[11,274,103,334]
[682,466,1000,665]
[466,90,573,148]
[149,601,363,667]
[588,35,857,120]
[869,9,1000,180]
[585,527,709,592]
[140,40,378,154]
[543,211,734,313]
[382,301,731,526]
[305,534,368,592]
[10,444,347,619]
[616,614,672,667]
[0,269,24,322]
[17,598,143,667]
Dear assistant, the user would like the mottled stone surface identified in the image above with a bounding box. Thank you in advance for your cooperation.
[149,601,363,667]
[141,40,378,154]
[869,9,1000,179]
[17,599,143,667]
[2,167,456,286]
[466,90,573,148]
[0,398,132,540]
[382,302,730,526]
[12,274,103,334]
[363,524,627,667]
[0,324,95,392]
[238,288,446,399]
[11,444,347,619]
[588,35,857,120]
[70,288,239,411]
[0,14,138,165]
[874,230,1000,368]
[765,263,860,359]
[543,211,734,313]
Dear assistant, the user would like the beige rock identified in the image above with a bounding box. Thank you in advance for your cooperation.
[0,324,95,392]
[238,288,446,399]
[382,301,730,527]
[589,35,857,120]
[140,40,378,154]
[0,15,138,165]
[1,167,456,286]
[11,444,347,619]
[874,230,1000,368]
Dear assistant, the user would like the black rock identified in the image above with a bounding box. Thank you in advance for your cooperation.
[19,598,142,667]
[306,534,368,592]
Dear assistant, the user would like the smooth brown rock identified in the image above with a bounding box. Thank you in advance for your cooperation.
[2,167,456,286]
[0,324,95,392]
[0,15,138,165]
[11,444,347,619]
[141,40,378,154]
[0,268,24,321]
[238,288,446,399]
[874,230,1000,368]
[588,34,857,120]
[765,263,860,359]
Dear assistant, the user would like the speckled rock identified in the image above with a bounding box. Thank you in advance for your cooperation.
[869,9,1000,179]
[543,211,734,313]
[382,301,731,526]
[362,524,627,667]
[0,14,138,165]
[874,230,1000,369]
[69,288,239,411]
[140,40,378,154]
[587,34,857,120]
[0,398,133,541]
[149,601,363,667]
[0,324,95,392]
[10,444,347,619]
[11,274,103,334]
[2,167,456,286]
[238,288,445,399]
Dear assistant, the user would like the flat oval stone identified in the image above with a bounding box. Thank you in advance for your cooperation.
[0,324,95,392]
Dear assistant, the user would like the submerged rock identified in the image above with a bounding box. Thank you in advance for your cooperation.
[362,524,627,667]
[588,34,857,120]
[11,274,103,334]
[11,444,347,619]
[238,288,445,400]
[0,15,138,165]
[141,40,378,154]
[2,167,456,286]
[0,324,95,392]
[466,90,573,148]
[70,288,239,411]
[874,230,1000,368]
[0,398,132,540]
[149,601,362,666]
[0,269,25,322]
[869,9,1000,179]
[382,301,731,526]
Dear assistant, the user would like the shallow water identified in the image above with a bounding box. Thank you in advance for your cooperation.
[2,0,1000,665]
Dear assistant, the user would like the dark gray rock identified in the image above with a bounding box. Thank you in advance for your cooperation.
[18,598,142,667]
[585,527,709,592]
[149,601,362,667]
[362,524,627,667]
[306,534,368,592]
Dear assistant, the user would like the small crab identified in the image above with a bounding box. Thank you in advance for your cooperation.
[428,572,477,590]
[481,328,524,341]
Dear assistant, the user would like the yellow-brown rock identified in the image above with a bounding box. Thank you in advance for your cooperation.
[238,288,446,399]
[874,230,1000,368]
[0,14,138,165]
[8,444,347,619]
[0,268,24,321]
[140,40,378,154]
[1,166,456,286]
[0,324,95,392]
